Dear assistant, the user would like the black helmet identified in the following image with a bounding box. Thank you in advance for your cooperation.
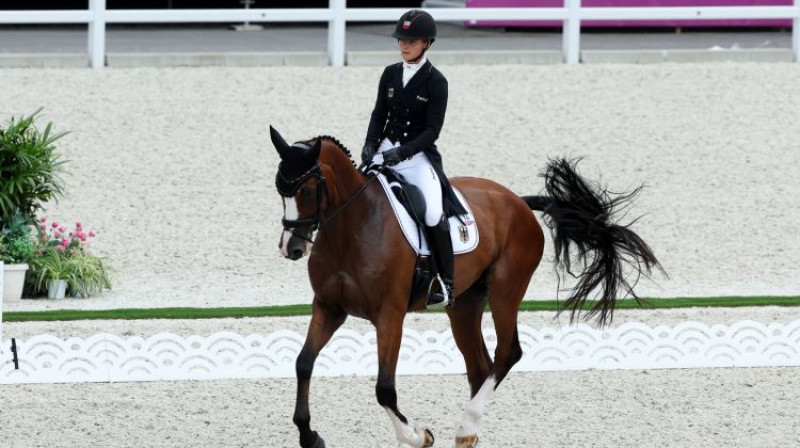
[392,10,436,41]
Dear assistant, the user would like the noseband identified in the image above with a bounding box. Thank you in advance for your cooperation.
[277,161,328,243]
[277,159,377,245]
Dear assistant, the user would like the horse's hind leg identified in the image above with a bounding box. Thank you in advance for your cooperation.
[455,245,540,447]
[375,310,435,448]
[447,278,493,447]
[487,281,526,387]
[486,252,537,388]
[449,278,493,396]
[293,299,347,448]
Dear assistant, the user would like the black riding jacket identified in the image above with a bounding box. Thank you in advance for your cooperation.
[364,60,467,217]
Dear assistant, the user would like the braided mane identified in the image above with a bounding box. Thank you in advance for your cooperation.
[318,135,357,168]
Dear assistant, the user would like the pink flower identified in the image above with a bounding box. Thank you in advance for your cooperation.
[61,238,69,247]
[59,226,66,232]
[39,224,46,230]
[80,234,86,242]
[76,222,82,229]
[39,216,46,223]
[55,245,65,253]
[52,222,59,228]
[69,232,74,237]
[89,230,97,237]
[55,231,62,238]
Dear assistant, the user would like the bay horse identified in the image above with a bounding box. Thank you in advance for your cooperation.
[270,127,661,448]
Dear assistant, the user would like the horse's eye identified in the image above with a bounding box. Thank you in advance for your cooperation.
[300,188,315,202]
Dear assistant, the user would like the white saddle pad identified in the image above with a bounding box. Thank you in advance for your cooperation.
[376,174,479,256]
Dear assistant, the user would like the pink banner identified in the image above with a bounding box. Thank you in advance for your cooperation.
[466,0,794,27]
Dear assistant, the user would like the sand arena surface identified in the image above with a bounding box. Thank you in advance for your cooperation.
[1,64,800,447]
[1,364,799,447]
[0,63,799,311]
[3,307,800,447]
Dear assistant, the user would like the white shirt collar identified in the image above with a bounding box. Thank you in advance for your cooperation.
[403,55,427,72]
[402,55,427,87]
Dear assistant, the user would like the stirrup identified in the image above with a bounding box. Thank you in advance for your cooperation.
[426,275,452,308]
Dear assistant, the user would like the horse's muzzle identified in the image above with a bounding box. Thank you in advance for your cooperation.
[288,247,305,260]
[280,230,312,260]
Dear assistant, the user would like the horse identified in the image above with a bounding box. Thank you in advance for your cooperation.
[269,126,662,448]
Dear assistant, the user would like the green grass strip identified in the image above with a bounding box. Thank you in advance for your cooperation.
[3,296,800,323]
[518,296,800,312]
[3,304,312,322]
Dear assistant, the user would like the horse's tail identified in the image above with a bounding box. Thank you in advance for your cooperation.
[522,157,664,326]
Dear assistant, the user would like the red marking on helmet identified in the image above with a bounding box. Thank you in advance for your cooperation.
[401,11,425,30]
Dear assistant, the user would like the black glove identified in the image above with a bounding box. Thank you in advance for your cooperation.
[382,147,402,166]
[361,144,377,165]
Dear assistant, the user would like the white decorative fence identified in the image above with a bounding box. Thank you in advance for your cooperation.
[2,320,799,384]
[0,0,798,67]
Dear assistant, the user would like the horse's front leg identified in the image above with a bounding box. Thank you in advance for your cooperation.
[375,314,435,448]
[293,299,346,448]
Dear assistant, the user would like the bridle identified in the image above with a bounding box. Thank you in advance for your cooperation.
[277,157,378,245]
[278,161,328,244]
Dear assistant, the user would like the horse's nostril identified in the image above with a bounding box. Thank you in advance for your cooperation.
[290,249,303,260]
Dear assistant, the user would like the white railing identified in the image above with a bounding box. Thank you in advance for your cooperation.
[3,320,800,384]
[0,0,798,66]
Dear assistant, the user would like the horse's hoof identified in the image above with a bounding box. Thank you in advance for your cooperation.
[422,428,435,447]
[310,432,326,448]
[455,434,478,448]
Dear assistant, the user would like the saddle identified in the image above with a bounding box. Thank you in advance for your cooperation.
[375,170,479,256]
[372,169,479,310]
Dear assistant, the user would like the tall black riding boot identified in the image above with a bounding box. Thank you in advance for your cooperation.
[425,216,455,308]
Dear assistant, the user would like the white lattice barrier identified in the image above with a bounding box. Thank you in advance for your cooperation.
[2,320,799,384]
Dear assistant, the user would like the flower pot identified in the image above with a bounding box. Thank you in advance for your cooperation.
[47,279,68,300]
[2,263,29,302]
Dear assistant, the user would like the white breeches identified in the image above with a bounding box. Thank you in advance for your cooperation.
[374,138,443,227]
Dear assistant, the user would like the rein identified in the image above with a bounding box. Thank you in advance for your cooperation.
[317,173,377,232]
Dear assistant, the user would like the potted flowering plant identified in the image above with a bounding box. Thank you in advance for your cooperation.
[30,218,111,299]
[1,210,35,301]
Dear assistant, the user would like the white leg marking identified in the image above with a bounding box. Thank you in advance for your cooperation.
[279,198,300,257]
[384,407,424,448]
[456,375,497,437]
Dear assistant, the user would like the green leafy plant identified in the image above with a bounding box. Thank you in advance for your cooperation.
[65,251,111,298]
[0,109,68,225]
[0,209,35,264]
[32,248,76,288]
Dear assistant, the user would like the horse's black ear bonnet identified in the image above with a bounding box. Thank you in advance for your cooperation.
[275,140,321,197]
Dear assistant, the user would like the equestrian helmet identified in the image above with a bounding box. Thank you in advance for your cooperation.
[392,10,437,41]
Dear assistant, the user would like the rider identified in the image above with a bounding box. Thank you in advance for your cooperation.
[361,9,466,308]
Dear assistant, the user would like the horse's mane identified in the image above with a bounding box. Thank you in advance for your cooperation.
[317,135,357,169]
